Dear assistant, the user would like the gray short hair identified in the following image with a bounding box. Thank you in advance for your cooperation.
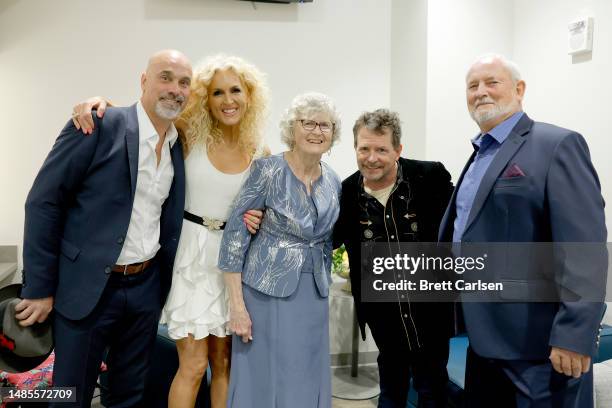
[279,92,341,149]
[352,109,402,149]
[468,53,522,83]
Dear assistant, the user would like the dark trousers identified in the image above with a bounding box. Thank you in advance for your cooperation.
[51,262,162,408]
[465,346,594,408]
[368,317,449,408]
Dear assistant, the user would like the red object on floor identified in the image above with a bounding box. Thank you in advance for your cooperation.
[0,352,54,407]
[0,352,108,406]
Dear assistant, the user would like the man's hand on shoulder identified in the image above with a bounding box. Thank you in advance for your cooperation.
[14,297,54,327]
[549,346,591,378]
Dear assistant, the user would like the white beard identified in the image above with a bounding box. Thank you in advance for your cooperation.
[470,101,516,126]
[155,100,182,120]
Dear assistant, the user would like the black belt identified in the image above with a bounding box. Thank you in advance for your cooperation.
[184,211,226,230]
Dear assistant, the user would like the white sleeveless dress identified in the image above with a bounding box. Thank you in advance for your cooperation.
[160,143,259,340]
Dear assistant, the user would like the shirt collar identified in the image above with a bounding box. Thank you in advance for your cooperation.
[136,101,178,147]
[471,111,524,150]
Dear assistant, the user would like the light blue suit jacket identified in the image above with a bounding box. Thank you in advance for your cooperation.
[218,153,341,298]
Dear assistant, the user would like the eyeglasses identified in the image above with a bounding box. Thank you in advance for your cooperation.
[298,119,334,134]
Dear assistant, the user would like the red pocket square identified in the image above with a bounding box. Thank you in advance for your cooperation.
[502,163,526,178]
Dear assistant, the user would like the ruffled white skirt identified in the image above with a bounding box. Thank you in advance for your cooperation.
[160,219,231,340]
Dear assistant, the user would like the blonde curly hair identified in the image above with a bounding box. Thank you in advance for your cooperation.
[176,54,269,156]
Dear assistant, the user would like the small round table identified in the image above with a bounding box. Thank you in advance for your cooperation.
[330,282,380,400]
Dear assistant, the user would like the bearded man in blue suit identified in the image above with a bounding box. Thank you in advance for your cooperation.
[18,50,192,407]
[438,54,607,407]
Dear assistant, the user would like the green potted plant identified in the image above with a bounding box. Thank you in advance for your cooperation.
[331,245,351,292]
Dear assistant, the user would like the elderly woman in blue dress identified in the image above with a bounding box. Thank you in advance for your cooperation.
[218,92,341,408]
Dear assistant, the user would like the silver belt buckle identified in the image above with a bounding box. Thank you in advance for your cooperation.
[201,216,224,231]
[123,264,128,275]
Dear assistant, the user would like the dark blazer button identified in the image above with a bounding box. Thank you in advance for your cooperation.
[104,266,112,274]
[117,237,124,244]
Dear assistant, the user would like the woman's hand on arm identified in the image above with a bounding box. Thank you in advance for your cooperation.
[71,96,113,134]
[243,209,264,234]
[224,272,252,343]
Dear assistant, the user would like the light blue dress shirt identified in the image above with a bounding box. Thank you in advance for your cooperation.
[453,111,524,242]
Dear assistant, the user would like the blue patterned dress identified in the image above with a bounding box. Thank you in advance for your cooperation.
[218,153,341,408]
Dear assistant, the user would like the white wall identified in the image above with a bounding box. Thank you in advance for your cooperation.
[424,0,612,324]
[0,0,391,264]
[390,0,428,159]
[513,0,612,244]
[425,0,514,176]
[512,0,612,323]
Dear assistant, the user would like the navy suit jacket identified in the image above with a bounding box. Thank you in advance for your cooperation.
[22,104,185,321]
[438,113,607,360]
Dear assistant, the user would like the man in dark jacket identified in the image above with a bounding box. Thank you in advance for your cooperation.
[19,50,191,407]
[334,109,454,408]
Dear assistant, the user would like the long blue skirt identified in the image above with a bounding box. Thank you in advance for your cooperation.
[227,255,331,408]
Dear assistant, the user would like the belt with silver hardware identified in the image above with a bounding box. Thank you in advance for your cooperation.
[184,211,226,231]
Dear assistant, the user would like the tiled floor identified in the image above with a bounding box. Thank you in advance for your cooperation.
[92,395,103,407]
[92,364,381,407]
[93,396,377,407]
[93,396,378,407]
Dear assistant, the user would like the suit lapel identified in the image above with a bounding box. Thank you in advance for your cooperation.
[439,151,476,241]
[462,114,533,235]
[169,139,185,204]
[125,104,139,201]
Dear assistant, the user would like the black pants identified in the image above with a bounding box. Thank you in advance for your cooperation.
[465,346,594,408]
[368,319,449,408]
[51,262,162,408]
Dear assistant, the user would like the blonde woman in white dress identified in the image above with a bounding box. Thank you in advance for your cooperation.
[71,54,269,408]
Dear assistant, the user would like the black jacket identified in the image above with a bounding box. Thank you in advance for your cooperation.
[334,157,455,350]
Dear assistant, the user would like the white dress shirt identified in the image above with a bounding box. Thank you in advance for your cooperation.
[116,102,178,265]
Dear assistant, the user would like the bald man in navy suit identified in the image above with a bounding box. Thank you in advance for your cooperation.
[19,50,192,407]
